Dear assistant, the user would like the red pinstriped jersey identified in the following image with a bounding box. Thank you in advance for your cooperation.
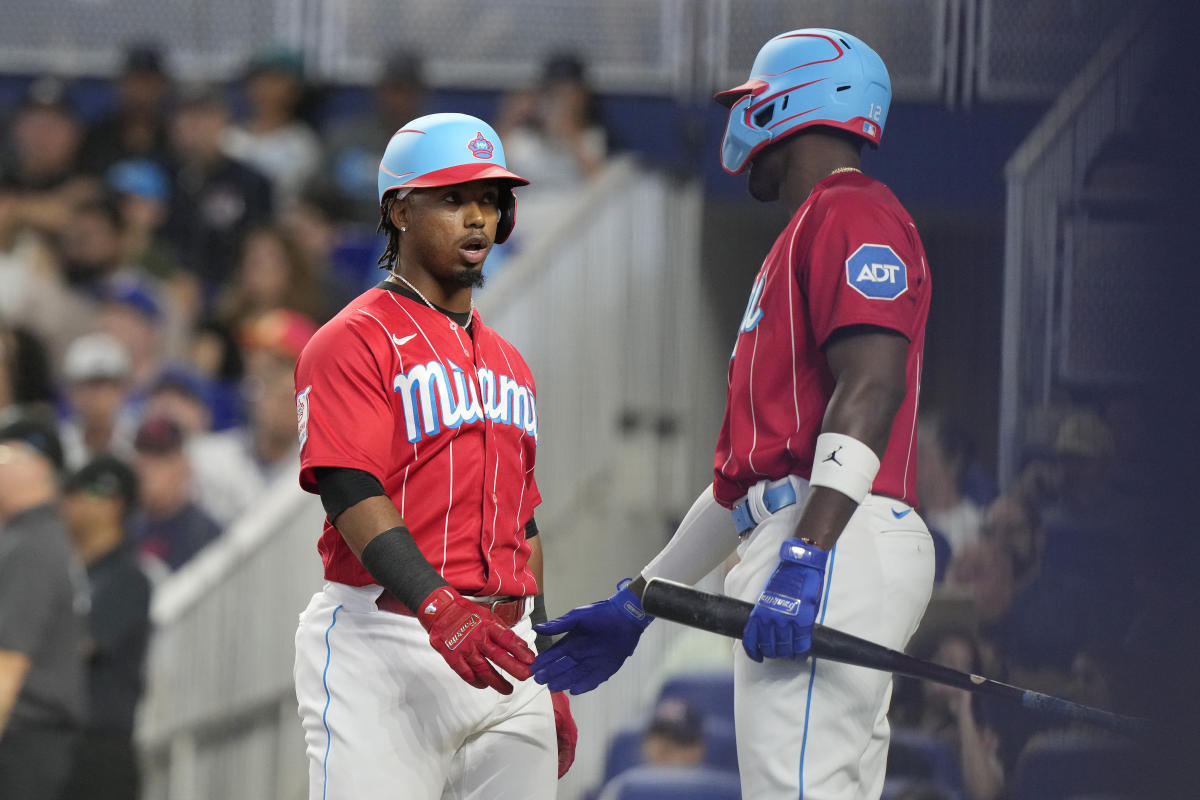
[713,171,930,508]
[295,284,540,596]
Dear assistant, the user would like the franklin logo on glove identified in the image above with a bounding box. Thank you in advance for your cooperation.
[742,538,829,662]
[759,592,802,615]
[445,614,481,650]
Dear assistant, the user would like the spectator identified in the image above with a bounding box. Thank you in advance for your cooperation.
[917,412,983,557]
[129,416,221,573]
[106,158,178,279]
[1038,411,1139,601]
[183,319,244,431]
[282,181,360,308]
[190,309,316,527]
[1,188,110,360]
[978,495,1042,590]
[107,158,198,357]
[142,366,214,436]
[5,76,84,193]
[59,456,151,800]
[78,43,173,175]
[0,418,87,800]
[95,278,169,393]
[909,627,1004,800]
[165,83,273,298]
[498,53,608,189]
[57,333,137,470]
[945,538,1013,630]
[223,45,321,212]
[641,697,706,768]
[321,50,426,219]
[952,492,1105,706]
[2,77,95,238]
[0,167,67,331]
[58,193,136,292]
[215,224,326,329]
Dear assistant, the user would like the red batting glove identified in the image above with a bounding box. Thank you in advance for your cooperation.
[417,587,536,694]
[551,690,577,778]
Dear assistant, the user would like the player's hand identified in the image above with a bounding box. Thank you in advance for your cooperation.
[550,691,577,777]
[417,586,536,694]
[742,538,828,662]
[531,578,652,694]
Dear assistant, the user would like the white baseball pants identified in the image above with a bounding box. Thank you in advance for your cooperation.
[724,476,936,800]
[294,581,557,800]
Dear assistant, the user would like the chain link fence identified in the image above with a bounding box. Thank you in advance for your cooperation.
[975,0,1128,101]
[319,0,691,92]
[711,0,952,102]
[0,0,300,79]
[0,0,1140,103]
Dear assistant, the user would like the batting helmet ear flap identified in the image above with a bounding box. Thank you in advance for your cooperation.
[495,187,518,244]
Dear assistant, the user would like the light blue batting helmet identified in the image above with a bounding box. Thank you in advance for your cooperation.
[715,29,891,174]
[377,113,528,243]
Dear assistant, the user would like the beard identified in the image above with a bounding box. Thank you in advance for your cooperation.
[747,160,781,203]
[452,267,486,289]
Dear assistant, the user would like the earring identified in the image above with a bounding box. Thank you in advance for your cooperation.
[400,226,407,232]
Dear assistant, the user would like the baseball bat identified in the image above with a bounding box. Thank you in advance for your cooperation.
[641,578,1149,739]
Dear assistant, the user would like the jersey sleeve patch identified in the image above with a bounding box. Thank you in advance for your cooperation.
[845,244,908,301]
[296,385,312,447]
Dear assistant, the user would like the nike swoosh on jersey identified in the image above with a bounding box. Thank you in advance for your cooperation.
[891,507,912,519]
[392,333,418,346]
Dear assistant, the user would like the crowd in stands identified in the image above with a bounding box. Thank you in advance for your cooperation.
[0,40,610,799]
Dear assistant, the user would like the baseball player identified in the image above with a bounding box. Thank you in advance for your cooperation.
[292,113,575,800]
[532,30,935,799]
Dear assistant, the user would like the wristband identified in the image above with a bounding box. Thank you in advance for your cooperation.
[809,432,880,504]
[359,525,448,612]
[531,593,553,653]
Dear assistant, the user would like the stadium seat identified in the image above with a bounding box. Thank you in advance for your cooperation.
[702,719,739,774]
[881,776,962,800]
[602,728,645,783]
[656,671,735,724]
[596,765,741,800]
[601,718,739,783]
[886,727,964,791]
[1009,737,1142,800]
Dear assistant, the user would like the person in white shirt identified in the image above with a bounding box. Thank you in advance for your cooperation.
[188,310,316,526]
[917,411,983,557]
[222,46,321,212]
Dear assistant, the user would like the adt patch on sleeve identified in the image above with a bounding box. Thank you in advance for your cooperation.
[845,244,908,300]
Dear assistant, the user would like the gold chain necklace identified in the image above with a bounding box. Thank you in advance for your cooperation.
[828,166,862,177]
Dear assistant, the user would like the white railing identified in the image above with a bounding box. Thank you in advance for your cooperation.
[138,469,324,800]
[997,5,1165,482]
[138,158,724,800]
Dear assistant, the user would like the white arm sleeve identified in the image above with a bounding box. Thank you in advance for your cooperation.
[640,483,737,586]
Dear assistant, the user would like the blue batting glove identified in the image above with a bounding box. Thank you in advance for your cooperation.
[742,538,828,662]
[531,578,653,694]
